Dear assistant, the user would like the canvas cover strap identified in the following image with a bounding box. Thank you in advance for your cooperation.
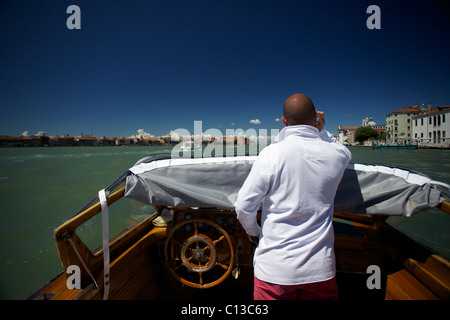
[98,189,110,300]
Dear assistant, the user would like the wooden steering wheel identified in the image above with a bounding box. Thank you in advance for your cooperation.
[164,218,235,289]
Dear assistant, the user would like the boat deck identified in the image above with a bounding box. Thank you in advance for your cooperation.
[28,209,450,300]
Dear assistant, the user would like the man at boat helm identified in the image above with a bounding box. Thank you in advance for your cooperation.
[235,93,352,300]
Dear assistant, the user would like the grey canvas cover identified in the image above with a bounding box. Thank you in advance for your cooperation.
[124,155,450,216]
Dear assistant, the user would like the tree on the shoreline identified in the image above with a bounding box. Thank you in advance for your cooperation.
[355,127,378,143]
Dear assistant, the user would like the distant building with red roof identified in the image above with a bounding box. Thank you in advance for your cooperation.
[385,105,428,144]
[75,135,98,146]
[0,135,50,147]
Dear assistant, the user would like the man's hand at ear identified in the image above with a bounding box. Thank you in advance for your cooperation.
[316,111,325,132]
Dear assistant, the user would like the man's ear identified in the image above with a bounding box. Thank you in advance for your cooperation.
[281,116,289,127]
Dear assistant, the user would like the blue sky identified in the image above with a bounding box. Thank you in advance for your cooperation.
[1,0,449,138]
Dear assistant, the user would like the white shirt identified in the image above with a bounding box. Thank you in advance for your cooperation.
[235,125,352,285]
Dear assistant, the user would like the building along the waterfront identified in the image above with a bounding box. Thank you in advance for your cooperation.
[385,105,428,144]
[412,106,450,148]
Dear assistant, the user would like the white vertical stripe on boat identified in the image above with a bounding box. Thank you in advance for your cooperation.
[98,189,110,300]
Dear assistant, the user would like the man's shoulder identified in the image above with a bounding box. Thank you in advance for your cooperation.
[257,143,280,158]
[254,143,280,172]
[319,130,352,159]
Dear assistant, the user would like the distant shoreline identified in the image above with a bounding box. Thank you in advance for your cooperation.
[2,143,450,150]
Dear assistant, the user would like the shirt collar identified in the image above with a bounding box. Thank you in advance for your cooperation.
[275,125,319,142]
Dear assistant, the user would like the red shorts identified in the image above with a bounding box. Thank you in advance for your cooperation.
[254,276,338,300]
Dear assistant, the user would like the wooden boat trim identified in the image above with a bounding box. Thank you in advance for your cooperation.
[52,185,161,290]
[438,200,450,214]
[56,186,126,234]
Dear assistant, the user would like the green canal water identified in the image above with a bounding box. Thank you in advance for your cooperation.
[0,146,449,299]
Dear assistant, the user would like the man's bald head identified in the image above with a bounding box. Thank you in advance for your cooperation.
[282,94,316,127]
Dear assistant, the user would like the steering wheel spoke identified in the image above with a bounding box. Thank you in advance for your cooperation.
[216,261,229,270]
[193,222,198,235]
[213,235,225,246]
